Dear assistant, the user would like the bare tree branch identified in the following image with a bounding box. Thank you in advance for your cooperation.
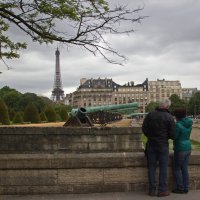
[0,0,146,65]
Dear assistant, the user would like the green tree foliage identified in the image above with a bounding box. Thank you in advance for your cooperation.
[23,102,40,123]
[59,106,69,121]
[54,104,70,121]
[45,106,57,122]
[0,0,144,65]
[0,98,10,125]
[187,91,200,117]
[169,94,187,114]
[145,102,159,112]
[0,16,26,62]
[18,92,46,113]
[39,96,53,106]
[0,86,22,111]
[56,113,62,122]
[13,112,23,124]
[9,109,16,121]
[0,86,18,96]
[40,112,48,122]
[0,86,52,112]
[65,105,72,113]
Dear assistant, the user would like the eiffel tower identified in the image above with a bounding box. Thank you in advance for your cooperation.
[51,48,64,102]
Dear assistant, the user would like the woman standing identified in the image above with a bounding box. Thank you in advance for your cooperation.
[172,108,193,194]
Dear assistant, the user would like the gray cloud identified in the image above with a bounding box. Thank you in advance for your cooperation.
[1,0,200,98]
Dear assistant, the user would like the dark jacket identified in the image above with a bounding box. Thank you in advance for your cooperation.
[174,117,193,152]
[142,108,176,150]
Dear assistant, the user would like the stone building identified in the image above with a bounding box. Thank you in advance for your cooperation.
[65,78,184,113]
[66,78,119,108]
[148,79,182,103]
[182,88,198,101]
[65,78,148,112]
[113,79,148,113]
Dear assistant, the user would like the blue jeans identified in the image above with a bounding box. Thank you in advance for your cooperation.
[173,151,191,191]
[146,145,169,192]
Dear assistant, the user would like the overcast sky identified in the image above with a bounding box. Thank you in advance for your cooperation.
[0,0,200,98]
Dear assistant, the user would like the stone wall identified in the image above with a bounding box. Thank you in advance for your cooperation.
[0,127,143,153]
[0,152,200,195]
[0,127,200,195]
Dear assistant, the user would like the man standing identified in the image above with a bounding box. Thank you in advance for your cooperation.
[142,99,176,197]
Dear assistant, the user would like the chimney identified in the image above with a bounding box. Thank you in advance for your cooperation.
[80,78,87,85]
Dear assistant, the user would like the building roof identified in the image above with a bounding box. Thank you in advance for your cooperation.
[78,78,120,90]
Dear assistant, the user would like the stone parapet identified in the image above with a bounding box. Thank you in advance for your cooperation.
[0,127,143,153]
[0,153,146,169]
[0,152,200,195]
[0,127,200,195]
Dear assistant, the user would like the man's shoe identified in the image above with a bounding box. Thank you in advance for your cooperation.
[148,190,157,196]
[157,191,170,197]
[172,189,184,194]
[183,190,188,194]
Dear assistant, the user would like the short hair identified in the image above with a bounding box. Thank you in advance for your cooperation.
[174,108,186,119]
[159,99,171,109]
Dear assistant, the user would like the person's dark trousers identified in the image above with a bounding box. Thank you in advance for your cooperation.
[146,145,169,193]
[173,151,191,192]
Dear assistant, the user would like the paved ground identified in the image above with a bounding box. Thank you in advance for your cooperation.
[1,190,200,200]
[191,127,200,142]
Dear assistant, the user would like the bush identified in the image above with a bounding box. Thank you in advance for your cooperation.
[40,112,48,122]
[45,106,57,122]
[23,102,40,123]
[56,113,62,122]
[59,106,69,121]
[13,112,23,124]
[9,109,16,121]
[0,99,10,125]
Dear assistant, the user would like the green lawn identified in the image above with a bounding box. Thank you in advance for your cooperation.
[141,134,200,150]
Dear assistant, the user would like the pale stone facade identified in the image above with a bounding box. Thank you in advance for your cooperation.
[65,78,148,112]
[148,79,182,103]
[65,78,186,112]
[182,88,197,101]
[66,78,119,108]
[112,79,148,113]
